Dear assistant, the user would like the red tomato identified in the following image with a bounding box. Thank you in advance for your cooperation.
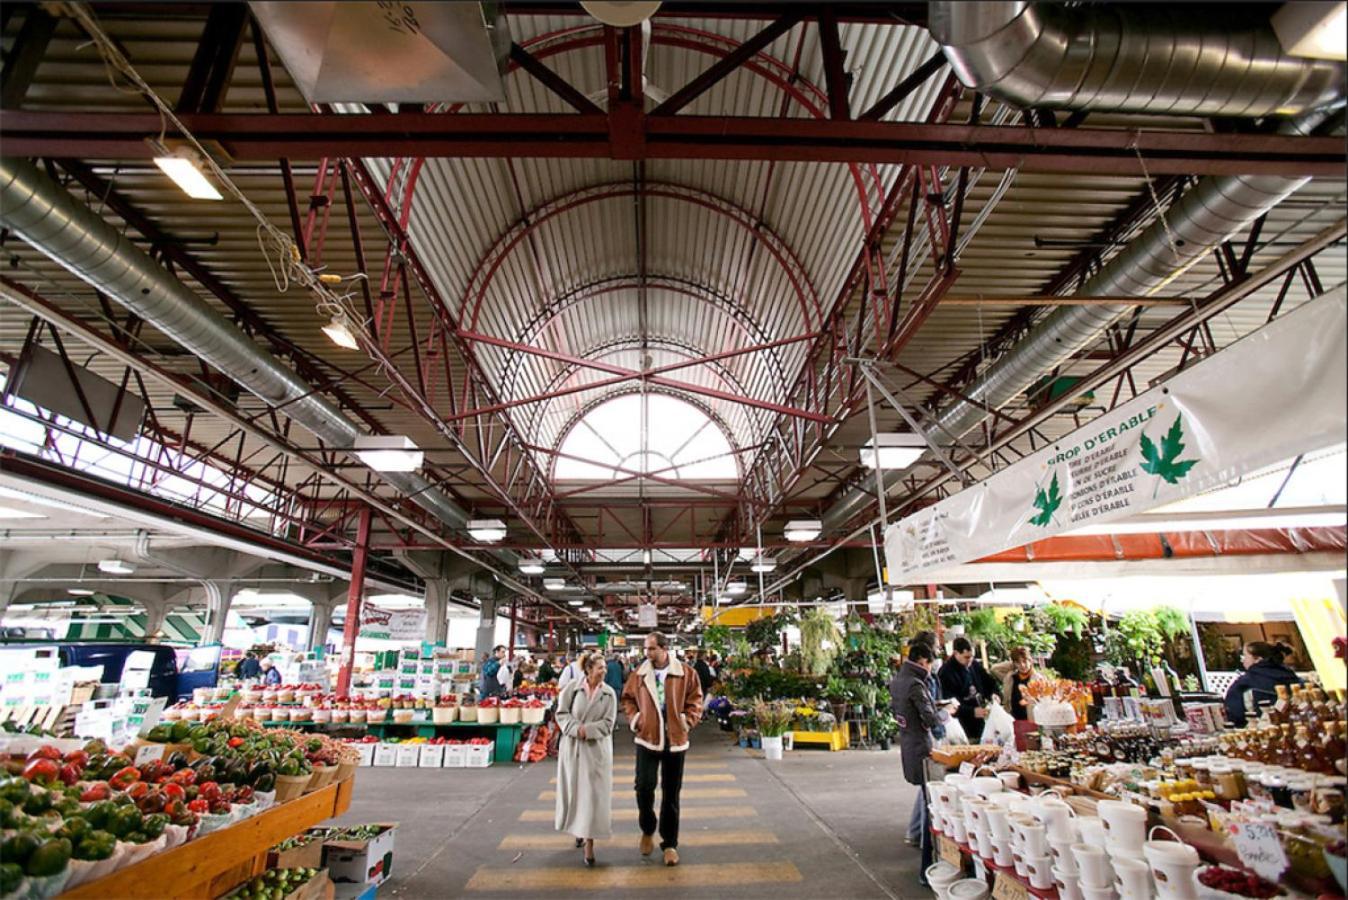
[21,758,59,783]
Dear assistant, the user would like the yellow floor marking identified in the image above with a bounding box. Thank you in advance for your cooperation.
[498,830,779,850]
[537,787,746,801]
[520,804,753,822]
[466,860,802,891]
[550,772,735,784]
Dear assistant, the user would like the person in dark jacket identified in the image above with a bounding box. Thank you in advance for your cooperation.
[480,645,507,698]
[236,651,261,680]
[691,651,714,695]
[604,653,625,698]
[890,642,943,883]
[904,632,946,846]
[938,636,1000,741]
[1224,641,1301,727]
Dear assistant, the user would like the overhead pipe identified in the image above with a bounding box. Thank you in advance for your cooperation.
[928,1,1344,117]
[0,157,513,567]
[821,4,1345,535]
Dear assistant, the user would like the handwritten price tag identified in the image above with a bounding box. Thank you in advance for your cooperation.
[938,835,964,868]
[133,742,166,766]
[992,871,1030,900]
[1230,821,1289,882]
[959,762,976,777]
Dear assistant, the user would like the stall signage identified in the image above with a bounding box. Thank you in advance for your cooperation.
[992,871,1030,900]
[885,290,1347,582]
[938,835,964,868]
[358,605,426,641]
[1230,821,1289,881]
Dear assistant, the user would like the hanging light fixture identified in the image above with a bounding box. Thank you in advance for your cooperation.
[147,140,223,200]
[544,578,567,591]
[641,548,652,565]
[750,556,777,574]
[321,312,361,350]
[353,435,423,472]
[97,559,135,575]
[783,519,822,542]
[726,579,747,595]
[566,598,583,606]
[67,588,95,597]
[518,558,546,575]
[859,434,926,470]
[467,519,507,542]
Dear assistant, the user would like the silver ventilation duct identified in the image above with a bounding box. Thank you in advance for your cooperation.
[929,1,1345,117]
[819,2,1347,534]
[0,156,507,562]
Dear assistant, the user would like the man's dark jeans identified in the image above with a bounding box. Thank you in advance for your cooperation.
[635,744,687,850]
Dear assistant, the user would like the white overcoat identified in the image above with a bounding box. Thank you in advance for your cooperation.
[553,680,617,839]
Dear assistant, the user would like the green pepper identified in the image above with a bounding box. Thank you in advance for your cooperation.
[142,813,169,839]
[0,862,22,895]
[73,831,116,862]
[108,805,143,839]
[24,837,71,878]
[57,816,91,843]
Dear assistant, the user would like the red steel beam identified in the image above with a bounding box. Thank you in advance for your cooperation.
[4,111,1341,176]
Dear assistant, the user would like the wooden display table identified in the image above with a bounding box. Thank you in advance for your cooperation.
[59,777,354,900]
[366,720,523,763]
[789,727,849,751]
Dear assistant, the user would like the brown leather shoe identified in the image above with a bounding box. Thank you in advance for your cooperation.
[639,833,654,856]
[663,848,679,867]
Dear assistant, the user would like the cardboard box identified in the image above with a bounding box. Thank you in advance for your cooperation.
[466,743,493,768]
[442,745,467,768]
[353,743,376,767]
[372,743,398,767]
[418,744,444,768]
[394,744,420,767]
[268,834,325,870]
[323,823,398,886]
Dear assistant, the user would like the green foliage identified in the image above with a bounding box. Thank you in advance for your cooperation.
[1030,471,1063,527]
[1048,631,1094,681]
[1104,610,1166,668]
[870,708,898,741]
[723,668,818,702]
[1035,603,1088,639]
[798,608,842,676]
[1153,605,1190,640]
[702,624,732,657]
[1140,416,1199,487]
[729,635,753,666]
[746,610,795,653]
[824,674,853,702]
[751,698,796,737]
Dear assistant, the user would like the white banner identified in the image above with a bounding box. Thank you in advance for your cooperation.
[886,290,1347,583]
[358,604,426,641]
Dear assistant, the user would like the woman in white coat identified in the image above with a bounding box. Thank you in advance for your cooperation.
[554,651,617,867]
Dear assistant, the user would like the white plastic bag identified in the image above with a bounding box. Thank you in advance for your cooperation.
[982,698,1016,748]
[941,713,969,745]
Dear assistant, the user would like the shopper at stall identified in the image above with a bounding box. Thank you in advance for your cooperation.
[236,651,261,680]
[937,636,1000,741]
[480,645,508,698]
[1003,646,1045,722]
[904,631,944,847]
[692,650,714,695]
[891,641,942,884]
[558,653,583,690]
[259,658,282,686]
[537,656,557,683]
[1224,640,1301,727]
[620,631,704,867]
[554,651,618,867]
[604,652,625,698]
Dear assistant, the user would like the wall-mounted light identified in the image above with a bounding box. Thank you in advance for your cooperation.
[321,312,361,350]
[783,519,822,542]
[148,141,223,200]
[353,435,424,472]
[467,518,507,543]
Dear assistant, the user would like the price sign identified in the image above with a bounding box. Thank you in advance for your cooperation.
[220,693,242,720]
[959,762,975,777]
[133,742,166,766]
[1230,821,1289,881]
[992,871,1030,900]
[134,698,167,737]
[938,835,963,868]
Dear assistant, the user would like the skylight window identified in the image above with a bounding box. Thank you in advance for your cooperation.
[555,394,737,480]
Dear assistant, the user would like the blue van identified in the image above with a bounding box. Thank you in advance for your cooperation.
[0,642,219,701]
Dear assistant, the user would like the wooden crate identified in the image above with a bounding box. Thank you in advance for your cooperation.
[59,776,355,900]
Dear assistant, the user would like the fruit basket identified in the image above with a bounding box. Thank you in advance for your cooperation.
[522,699,547,724]
[1194,865,1286,899]
[477,698,499,724]
[499,700,522,725]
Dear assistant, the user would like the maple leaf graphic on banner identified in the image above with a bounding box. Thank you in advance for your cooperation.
[1029,470,1062,527]
[1139,414,1199,498]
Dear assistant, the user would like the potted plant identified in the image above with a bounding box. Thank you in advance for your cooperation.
[824,675,852,723]
[799,608,842,676]
[751,698,794,761]
[871,709,898,750]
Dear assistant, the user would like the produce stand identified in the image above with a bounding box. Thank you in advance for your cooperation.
[366,721,522,763]
[932,826,1059,900]
[788,726,848,751]
[57,778,354,900]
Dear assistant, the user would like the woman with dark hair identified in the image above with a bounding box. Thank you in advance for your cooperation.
[1002,647,1045,722]
[1224,641,1301,727]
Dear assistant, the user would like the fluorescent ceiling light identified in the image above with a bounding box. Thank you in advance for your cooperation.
[784,519,822,542]
[519,558,546,575]
[1272,1,1347,59]
[67,588,95,597]
[368,592,423,609]
[97,559,135,575]
[544,578,567,591]
[353,435,423,472]
[0,505,44,520]
[726,579,747,595]
[642,549,652,565]
[467,518,507,543]
[152,146,223,200]
[567,598,583,606]
[750,557,777,574]
[1066,505,1347,537]
[860,434,926,470]
[321,313,361,350]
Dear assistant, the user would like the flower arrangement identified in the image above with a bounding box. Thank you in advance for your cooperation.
[751,698,796,738]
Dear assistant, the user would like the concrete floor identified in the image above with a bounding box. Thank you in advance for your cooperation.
[327,725,926,899]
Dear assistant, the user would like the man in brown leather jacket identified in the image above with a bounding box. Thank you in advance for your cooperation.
[619,631,703,867]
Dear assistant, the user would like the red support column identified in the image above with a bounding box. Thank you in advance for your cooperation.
[336,505,372,696]
[508,596,518,653]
